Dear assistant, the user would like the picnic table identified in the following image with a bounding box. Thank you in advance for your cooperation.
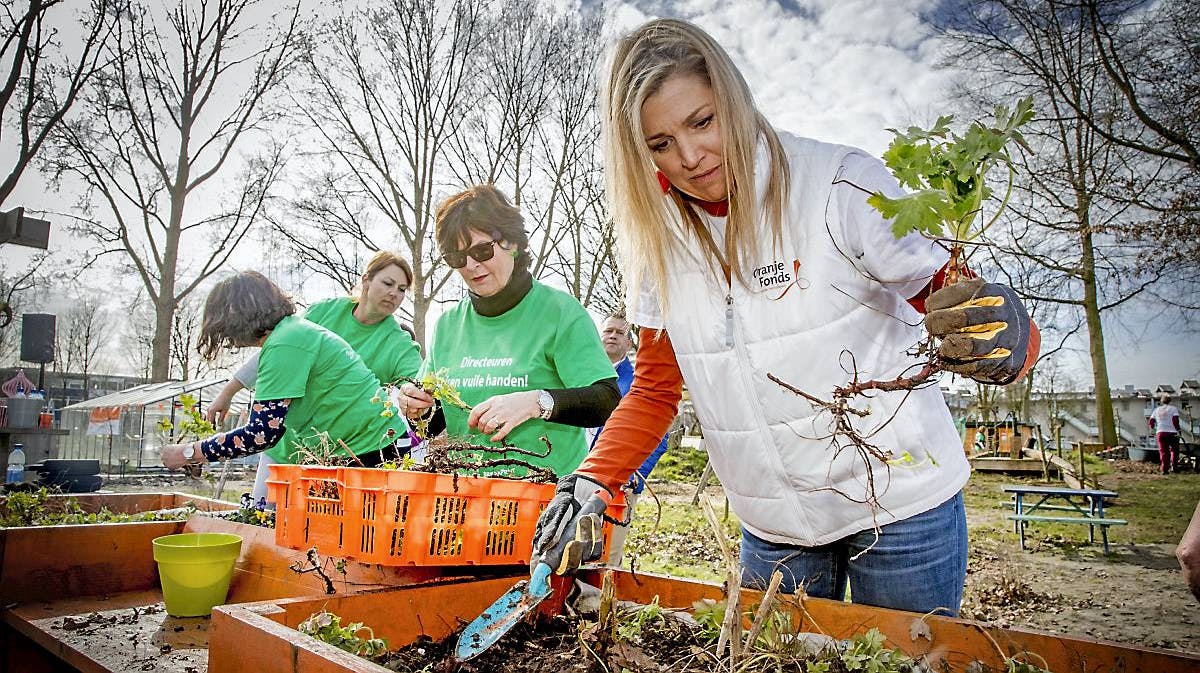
[1002,484,1126,553]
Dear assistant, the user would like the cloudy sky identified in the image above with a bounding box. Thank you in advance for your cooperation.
[595,0,1198,391]
[5,0,1196,389]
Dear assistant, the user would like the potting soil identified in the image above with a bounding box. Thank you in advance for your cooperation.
[375,610,933,673]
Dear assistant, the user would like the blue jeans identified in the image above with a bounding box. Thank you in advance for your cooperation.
[739,492,967,616]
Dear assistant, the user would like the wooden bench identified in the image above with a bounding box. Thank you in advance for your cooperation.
[1002,484,1124,553]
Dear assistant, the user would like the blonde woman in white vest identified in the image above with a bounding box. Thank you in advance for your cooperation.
[530,18,1039,615]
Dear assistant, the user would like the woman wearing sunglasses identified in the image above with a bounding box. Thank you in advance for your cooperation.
[204,251,422,500]
[529,19,1039,614]
[162,271,410,477]
[398,184,619,478]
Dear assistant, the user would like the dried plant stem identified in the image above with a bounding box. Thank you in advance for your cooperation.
[289,548,335,594]
[743,570,784,650]
[702,498,742,666]
[337,439,366,467]
[597,570,616,647]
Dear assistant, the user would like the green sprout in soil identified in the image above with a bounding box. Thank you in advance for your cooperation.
[616,595,665,642]
[692,597,726,643]
[0,487,196,527]
[298,609,388,659]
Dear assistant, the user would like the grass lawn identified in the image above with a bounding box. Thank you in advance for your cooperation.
[625,462,1198,580]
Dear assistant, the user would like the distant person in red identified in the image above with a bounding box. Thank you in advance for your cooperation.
[1149,395,1182,474]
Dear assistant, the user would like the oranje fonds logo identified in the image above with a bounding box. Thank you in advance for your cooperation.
[752,259,807,300]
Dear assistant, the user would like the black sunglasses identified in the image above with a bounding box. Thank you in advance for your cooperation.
[442,239,499,269]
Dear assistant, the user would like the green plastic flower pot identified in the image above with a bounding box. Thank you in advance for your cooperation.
[152,532,243,617]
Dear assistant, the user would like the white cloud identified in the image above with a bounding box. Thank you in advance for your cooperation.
[610,0,956,153]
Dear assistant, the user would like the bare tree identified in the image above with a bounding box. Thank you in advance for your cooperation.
[524,11,621,312]
[0,257,45,363]
[1082,0,1200,307]
[935,0,1175,448]
[1080,0,1198,169]
[41,0,299,381]
[0,0,117,206]
[273,0,486,345]
[277,1,621,337]
[53,289,111,395]
[446,0,558,202]
[119,289,154,379]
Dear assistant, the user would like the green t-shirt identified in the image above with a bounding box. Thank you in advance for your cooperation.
[426,280,614,477]
[303,296,422,385]
[258,315,408,462]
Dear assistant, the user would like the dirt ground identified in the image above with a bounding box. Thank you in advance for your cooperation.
[957,467,1198,654]
[960,535,1197,652]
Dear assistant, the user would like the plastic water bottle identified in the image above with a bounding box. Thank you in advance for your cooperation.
[6,444,25,485]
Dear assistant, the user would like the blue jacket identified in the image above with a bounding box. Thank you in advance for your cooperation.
[590,357,669,494]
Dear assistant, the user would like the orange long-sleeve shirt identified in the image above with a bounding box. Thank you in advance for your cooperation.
[576,330,683,492]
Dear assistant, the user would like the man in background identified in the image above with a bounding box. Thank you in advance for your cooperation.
[590,312,669,566]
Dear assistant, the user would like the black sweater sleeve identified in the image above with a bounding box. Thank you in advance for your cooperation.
[547,377,620,427]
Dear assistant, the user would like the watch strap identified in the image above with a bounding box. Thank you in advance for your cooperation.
[538,390,554,420]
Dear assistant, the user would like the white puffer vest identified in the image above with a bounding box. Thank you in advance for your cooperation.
[630,132,970,546]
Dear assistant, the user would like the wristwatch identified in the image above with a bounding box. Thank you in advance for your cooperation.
[181,444,198,464]
[537,390,554,420]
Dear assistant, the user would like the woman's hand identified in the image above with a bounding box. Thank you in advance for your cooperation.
[469,390,541,443]
[205,391,233,425]
[399,382,435,419]
[161,442,208,470]
[205,378,245,425]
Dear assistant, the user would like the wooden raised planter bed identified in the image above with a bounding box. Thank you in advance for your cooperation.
[210,569,1200,673]
[0,492,514,673]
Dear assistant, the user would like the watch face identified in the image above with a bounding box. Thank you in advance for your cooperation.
[182,445,195,460]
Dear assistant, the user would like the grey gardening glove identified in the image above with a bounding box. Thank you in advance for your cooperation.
[530,474,611,575]
[925,277,1031,385]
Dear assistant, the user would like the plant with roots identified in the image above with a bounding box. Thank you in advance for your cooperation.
[384,368,472,438]
[155,393,216,443]
[381,370,558,482]
[156,393,217,480]
[770,98,1034,516]
[869,97,1034,281]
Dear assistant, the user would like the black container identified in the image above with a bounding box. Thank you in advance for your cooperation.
[28,459,103,493]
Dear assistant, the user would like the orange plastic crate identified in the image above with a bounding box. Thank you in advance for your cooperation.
[266,465,625,567]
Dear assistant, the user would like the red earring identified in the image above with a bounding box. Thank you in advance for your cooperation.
[656,170,671,194]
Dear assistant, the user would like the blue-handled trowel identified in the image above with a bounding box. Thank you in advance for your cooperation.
[454,562,557,661]
[454,492,609,662]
